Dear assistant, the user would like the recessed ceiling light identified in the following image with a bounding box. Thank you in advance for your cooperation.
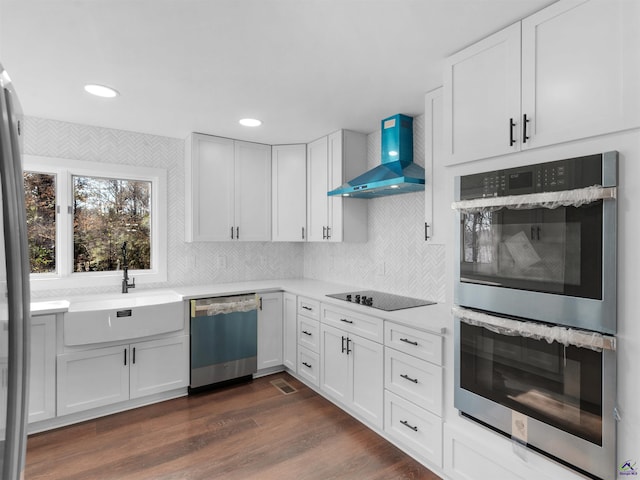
[84,84,119,98]
[239,118,262,127]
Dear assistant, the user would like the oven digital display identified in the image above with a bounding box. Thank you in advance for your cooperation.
[508,171,532,190]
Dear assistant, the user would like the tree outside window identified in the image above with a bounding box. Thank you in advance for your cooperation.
[73,176,151,272]
[24,172,56,273]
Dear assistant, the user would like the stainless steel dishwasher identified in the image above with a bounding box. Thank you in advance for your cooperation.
[189,294,258,392]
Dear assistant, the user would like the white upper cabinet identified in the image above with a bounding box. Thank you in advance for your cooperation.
[444,0,640,165]
[234,140,272,241]
[520,0,640,149]
[443,22,521,165]
[185,133,271,242]
[306,130,367,243]
[272,144,307,242]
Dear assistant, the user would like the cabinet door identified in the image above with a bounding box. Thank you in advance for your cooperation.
[272,145,307,242]
[350,334,383,428]
[186,134,235,241]
[320,324,349,405]
[130,336,189,399]
[257,292,283,370]
[424,88,445,244]
[326,131,344,242]
[28,315,56,423]
[443,22,521,164]
[306,136,329,242]
[282,293,297,371]
[521,0,640,149]
[57,345,129,415]
[235,141,272,241]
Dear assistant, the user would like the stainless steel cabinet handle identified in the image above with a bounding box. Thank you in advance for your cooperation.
[322,226,327,239]
[302,306,312,311]
[124,348,127,366]
[236,226,239,240]
[302,330,312,336]
[302,362,312,368]
[400,373,418,384]
[346,337,352,355]
[302,227,305,240]
[132,347,136,364]
[340,318,353,324]
[341,336,346,353]
[231,226,234,239]
[326,226,331,239]
[400,338,418,346]
[400,420,418,432]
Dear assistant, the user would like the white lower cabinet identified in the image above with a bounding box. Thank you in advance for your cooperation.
[385,390,443,467]
[29,315,56,423]
[57,335,188,416]
[257,292,284,371]
[320,322,383,429]
[297,346,319,387]
[384,321,443,468]
[282,293,297,371]
[129,336,190,399]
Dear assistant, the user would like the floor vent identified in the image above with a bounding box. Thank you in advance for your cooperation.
[270,378,297,395]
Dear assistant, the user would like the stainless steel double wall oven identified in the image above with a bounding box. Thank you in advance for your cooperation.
[453,152,618,480]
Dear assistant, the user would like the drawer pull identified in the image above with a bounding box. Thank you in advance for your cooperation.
[340,318,354,324]
[302,330,313,336]
[302,362,312,369]
[400,373,418,384]
[302,305,313,311]
[400,420,418,432]
[400,338,418,346]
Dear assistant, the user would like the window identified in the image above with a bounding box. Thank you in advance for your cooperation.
[24,172,56,273]
[73,175,151,272]
[24,156,167,290]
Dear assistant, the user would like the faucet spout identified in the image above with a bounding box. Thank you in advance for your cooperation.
[121,241,136,293]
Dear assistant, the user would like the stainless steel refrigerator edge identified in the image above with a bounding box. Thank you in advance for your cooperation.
[0,63,31,480]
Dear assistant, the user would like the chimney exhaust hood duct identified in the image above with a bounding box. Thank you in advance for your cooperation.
[328,113,425,199]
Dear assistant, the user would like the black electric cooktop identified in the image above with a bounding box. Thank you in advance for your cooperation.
[326,290,436,312]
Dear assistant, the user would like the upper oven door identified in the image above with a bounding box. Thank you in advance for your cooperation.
[454,152,617,334]
[460,202,602,298]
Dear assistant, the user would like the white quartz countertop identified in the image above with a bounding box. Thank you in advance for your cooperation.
[29,278,449,335]
[31,300,70,316]
[174,278,448,335]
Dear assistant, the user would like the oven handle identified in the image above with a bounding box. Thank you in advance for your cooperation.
[452,305,616,352]
[451,185,616,214]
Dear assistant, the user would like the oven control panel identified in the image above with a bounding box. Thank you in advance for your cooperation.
[460,154,604,200]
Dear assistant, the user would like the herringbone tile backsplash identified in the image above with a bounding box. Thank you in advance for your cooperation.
[25,116,445,302]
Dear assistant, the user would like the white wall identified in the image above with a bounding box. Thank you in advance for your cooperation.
[23,117,304,299]
[439,128,640,477]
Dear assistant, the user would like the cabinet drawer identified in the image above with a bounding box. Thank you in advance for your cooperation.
[322,304,383,343]
[297,315,320,354]
[385,322,442,365]
[298,297,320,320]
[385,347,442,416]
[297,346,319,387]
[384,390,443,468]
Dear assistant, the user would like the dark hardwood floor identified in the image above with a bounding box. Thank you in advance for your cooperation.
[25,374,441,479]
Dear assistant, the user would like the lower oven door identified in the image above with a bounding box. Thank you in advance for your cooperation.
[454,312,616,480]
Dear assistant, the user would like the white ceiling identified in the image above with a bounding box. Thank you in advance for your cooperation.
[0,0,554,144]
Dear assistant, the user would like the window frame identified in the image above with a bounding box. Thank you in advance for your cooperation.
[24,155,168,291]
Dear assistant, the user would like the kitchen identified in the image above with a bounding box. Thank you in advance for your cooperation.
[1,0,639,479]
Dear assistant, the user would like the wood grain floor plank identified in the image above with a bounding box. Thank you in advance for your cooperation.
[26,374,441,480]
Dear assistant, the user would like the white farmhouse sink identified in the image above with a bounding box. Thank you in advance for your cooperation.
[64,289,185,346]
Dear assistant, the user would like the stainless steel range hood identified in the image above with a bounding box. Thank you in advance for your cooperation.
[328,114,425,199]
